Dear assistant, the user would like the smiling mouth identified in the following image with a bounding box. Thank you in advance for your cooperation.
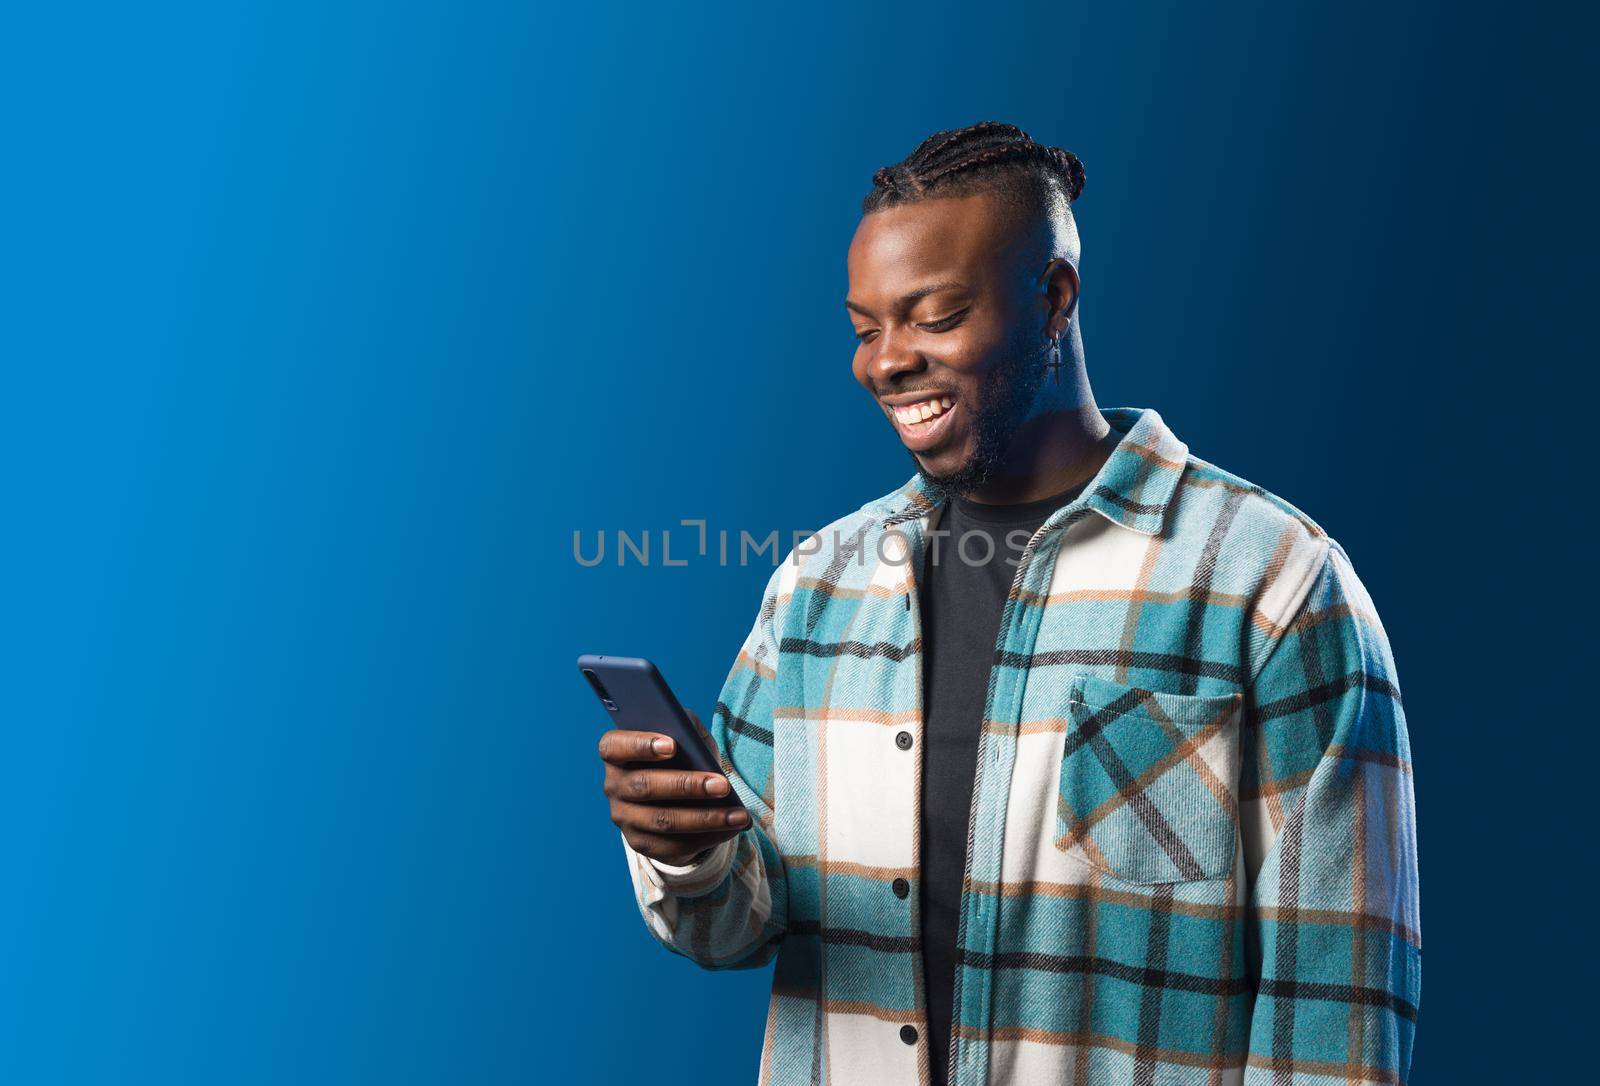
[883,394,960,450]
[888,395,954,428]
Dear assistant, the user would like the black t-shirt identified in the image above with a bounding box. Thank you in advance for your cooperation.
[917,479,1087,1086]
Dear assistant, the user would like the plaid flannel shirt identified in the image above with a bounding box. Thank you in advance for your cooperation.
[621,406,1420,1085]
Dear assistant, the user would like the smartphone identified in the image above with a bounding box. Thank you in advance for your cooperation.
[577,654,746,811]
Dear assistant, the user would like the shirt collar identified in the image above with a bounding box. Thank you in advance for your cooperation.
[871,406,1190,537]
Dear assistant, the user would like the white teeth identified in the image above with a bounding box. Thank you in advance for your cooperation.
[892,397,953,426]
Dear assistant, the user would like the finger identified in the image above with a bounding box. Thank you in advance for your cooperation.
[610,767,734,803]
[613,799,751,835]
[598,729,677,764]
[624,827,732,864]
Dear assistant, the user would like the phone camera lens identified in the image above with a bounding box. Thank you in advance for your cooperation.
[582,668,620,713]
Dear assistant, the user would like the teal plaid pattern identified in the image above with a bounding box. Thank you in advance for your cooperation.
[621,407,1420,1085]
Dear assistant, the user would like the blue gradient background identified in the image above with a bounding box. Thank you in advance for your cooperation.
[2,2,1590,1082]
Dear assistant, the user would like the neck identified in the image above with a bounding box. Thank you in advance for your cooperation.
[962,347,1114,504]
[960,402,1116,504]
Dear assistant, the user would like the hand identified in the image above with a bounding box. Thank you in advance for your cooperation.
[600,709,753,867]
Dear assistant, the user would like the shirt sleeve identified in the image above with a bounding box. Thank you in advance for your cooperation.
[1240,541,1421,1084]
[619,559,790,971]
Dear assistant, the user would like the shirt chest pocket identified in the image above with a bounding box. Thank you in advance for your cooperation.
[1054,674,1244,885]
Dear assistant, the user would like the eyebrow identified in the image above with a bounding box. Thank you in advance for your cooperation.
[844,279,970,317]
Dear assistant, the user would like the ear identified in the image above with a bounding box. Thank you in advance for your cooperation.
[1037,257,1080,339]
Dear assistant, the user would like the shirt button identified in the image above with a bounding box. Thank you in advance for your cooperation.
[894,731,913,751]
[900,1024,918,1045]
[892,877,910,898]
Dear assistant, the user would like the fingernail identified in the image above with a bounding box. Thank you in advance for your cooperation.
[652,738,673,755]
[706,776,730,796]
[729,809,750,826]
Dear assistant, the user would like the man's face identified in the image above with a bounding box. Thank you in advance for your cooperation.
[846,190,1049,493]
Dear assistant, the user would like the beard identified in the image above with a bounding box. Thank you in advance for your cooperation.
[912,329,1049,501]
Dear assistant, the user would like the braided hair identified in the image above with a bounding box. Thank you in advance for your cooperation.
[861,121,1085,218]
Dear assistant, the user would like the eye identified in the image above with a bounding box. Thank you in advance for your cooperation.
[918,306,971,332]
[854,328,879,344]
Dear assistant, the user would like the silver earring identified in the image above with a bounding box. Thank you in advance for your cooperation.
[1046,336,1062,384]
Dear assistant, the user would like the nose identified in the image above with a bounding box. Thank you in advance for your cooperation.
[867,326,926,387]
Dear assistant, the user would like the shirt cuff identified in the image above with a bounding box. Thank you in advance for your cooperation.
[631,833,739,894]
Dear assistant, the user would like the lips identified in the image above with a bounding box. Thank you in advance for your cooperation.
[882,394,960,452]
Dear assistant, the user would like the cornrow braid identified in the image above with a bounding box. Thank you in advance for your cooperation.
[862,120,1086,215]
[913,119,1016,171]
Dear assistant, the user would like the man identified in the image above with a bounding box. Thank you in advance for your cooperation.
[598,121,1420,1085]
